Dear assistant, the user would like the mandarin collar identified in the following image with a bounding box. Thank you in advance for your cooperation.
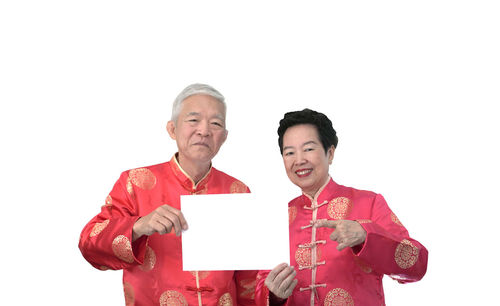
[301,177,339,204]
[169,154,213,193]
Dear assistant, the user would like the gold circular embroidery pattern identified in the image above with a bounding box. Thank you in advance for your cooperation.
[129,168,156,190]
[230,180,247,193]
[295,247,322,269]
[288,206,297,224]
[391,212,403,226]
[327,197,353,220]
[159,290,188,306]
[126,177,134,197]
[112,235,134,263]
[90,219,110,237]
[139,246,156,271]
[324,288,354,306]
[395,239,419,269]
[105,195,113,206]
[123,281,135,306]
[218,293,233,306]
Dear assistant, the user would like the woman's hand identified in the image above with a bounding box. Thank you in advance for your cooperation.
[314,219,366,251]
[265,263,298,300]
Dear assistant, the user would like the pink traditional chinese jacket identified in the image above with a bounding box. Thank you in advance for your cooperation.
[79,155,256,306]
[255,178,428,306]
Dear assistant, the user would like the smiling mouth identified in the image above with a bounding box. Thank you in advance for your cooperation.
[295,169,312,177]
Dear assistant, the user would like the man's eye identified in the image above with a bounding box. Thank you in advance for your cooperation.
[187,119,198,122]
[304,148,314,152]
[211,122,223,127]
[284,151,294,156]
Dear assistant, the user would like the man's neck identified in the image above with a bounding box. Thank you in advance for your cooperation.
[176,154,211,185]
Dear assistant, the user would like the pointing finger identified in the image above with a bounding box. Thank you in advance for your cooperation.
[315,219,341,229]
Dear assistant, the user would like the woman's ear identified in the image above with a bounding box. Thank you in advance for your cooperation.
[328,146,335,164]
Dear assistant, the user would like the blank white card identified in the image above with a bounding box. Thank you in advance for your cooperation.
[181,193,290,271]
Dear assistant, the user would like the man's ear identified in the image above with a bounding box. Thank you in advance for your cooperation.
[166,121,176,140]
[222,129,228,144]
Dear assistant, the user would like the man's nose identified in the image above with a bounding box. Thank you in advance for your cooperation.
[196,121,210,137]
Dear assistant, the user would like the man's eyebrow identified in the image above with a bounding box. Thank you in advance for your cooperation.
[213,114,225,121]
[186,112,200,117]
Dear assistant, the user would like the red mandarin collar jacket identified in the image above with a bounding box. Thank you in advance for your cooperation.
[255,178,428,306]
[79,155,257,306]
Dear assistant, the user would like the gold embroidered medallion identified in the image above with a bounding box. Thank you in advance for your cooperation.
[112,235,134,263]
[327,197,352,220]
[324,288,354,306]
[395,239,419,269]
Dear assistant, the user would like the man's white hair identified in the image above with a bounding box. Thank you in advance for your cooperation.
[171,83,226,122]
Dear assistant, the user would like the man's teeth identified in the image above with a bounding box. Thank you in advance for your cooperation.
[297,169,312,175]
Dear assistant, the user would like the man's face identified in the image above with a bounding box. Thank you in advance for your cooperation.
[167,94,227,166]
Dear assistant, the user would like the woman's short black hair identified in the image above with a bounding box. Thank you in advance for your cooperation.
[277,108,338,154]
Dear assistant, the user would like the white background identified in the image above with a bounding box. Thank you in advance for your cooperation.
[1,1,499,305]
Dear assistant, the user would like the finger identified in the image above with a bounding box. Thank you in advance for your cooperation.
[177,211,188,230]
[329,230,340,242]
[166,213,183,236]
[161,205,188,233]
[273,266,295,286]
[266,263,289,283]
[284,279,298,298]
[278,268,297,293]
[315,219,341,229]
[337,241,349,251]
[153,219,172,235]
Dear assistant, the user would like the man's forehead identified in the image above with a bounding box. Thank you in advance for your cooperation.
[185,111,225,120]
[180,95,226,118]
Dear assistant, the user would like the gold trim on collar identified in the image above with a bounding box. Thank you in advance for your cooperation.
[173,154,212,189]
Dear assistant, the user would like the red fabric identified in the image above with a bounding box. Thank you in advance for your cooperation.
[79,155,257,306]
[256,179,428,306]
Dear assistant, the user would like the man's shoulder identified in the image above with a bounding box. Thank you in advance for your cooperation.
[116,161,170,181]
[211,167,249,192]
[123,161,169,173]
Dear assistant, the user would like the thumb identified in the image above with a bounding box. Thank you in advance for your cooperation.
[315,219,340,229]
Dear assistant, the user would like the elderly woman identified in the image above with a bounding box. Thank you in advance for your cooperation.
[255,109,428,306]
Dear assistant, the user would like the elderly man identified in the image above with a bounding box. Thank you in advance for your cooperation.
[79,84,256,305]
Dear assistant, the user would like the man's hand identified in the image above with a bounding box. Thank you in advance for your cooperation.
[265,263,298,301]
[314,219,366,251]
[132,205,188,242]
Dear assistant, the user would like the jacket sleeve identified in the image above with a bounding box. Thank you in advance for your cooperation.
[354,194,428,283]
[255,270,270,306]
[234,270,259,305]
[78,171,148,270]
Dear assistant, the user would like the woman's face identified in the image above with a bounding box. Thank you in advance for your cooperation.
[282,124,334,197]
